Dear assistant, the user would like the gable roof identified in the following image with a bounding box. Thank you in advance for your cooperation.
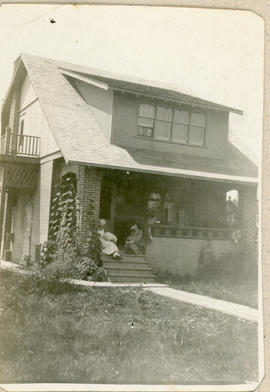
[2,53,257,185]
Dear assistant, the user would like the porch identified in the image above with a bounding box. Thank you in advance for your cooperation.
[95,168,255,276]
[99,171,235,240]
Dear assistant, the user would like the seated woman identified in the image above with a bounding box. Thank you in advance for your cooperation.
[125,224,145,255]
[98,219,121,260]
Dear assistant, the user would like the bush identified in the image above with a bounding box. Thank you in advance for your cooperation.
[40,240,56,267]
[38,232,107,283]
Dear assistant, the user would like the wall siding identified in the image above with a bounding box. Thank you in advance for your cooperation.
[72,79,113,140]
[18,74,59,157]
[20,74,36,110]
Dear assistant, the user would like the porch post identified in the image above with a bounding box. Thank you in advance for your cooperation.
[239,185,258,248]
[0,188,8,259]
[0,168,7,259]
[238,185,258,276]
[39,161,54,244]
[77,166,103,238]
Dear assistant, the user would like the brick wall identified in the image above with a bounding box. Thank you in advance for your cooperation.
[77,166,103,237]
[239,185,258,247]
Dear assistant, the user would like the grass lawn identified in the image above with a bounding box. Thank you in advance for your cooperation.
[156,273,258,309]
[0,270,258,384]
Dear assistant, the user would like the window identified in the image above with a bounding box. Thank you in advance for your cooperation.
[138,103,206,146]
[138,103,155,137]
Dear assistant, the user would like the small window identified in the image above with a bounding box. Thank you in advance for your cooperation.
[188,113,205,146]
[189,126,205,146]
[138,103,154,138]
[172,110,189,143]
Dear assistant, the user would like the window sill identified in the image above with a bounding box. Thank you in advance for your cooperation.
[135,136,207,149]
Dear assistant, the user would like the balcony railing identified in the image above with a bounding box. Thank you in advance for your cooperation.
[1,131,40,158]
[150,224,232,241]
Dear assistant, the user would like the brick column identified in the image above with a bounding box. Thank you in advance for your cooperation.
[238,185,258,279]
[239,185,258,249]
[77,166,103,238]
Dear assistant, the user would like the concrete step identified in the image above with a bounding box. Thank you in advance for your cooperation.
[102,253,156,283]
[103,261,151,270]
[102,254,146,263]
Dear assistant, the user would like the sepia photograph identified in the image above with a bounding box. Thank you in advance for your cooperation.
[0,3,264,391]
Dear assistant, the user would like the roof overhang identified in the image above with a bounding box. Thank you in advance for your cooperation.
[60,69,109,91]
[68,159,258,186]
[110,87,243,115]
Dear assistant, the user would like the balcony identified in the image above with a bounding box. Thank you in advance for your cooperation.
[0,129,40,163]
[0,129,40,189]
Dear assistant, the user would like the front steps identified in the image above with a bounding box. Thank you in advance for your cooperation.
[102,254,156,283]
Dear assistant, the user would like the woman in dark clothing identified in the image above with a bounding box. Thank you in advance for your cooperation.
[125,224,145,255]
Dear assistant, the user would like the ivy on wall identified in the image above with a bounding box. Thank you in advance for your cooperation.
[39,172,106,281]
[49,172,77,248]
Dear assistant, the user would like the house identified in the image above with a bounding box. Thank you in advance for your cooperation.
[0,53,258,279]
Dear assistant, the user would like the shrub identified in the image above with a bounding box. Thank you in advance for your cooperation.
[22,255,33,267]
[39,240,57,267]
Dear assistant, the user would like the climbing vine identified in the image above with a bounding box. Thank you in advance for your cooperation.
[49,172,78,248]
[39,171,107,281]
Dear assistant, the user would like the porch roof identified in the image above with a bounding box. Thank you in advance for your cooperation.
[4,54,257,185]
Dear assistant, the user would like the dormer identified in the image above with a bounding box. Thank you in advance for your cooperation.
[110,91,236,160]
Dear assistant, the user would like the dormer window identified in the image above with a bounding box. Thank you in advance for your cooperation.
[138,103,206,146]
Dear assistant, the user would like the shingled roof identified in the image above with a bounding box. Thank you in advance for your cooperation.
[3,53,257,184]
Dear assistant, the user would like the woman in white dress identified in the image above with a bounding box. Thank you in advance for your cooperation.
[98,219,121,259]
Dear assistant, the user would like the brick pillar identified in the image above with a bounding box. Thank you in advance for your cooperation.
[77,166,103,238]
[238,185,258,279]
[239,185,258,248]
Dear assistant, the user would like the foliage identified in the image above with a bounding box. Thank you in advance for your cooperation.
[22,255,33,267]
[197,242,257,283]
[39,244,107,282]
[198,241,216,267]
[39,240,57,267]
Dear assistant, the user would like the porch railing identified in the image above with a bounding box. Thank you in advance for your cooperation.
[1,131,40,157]
[150,224,232,241]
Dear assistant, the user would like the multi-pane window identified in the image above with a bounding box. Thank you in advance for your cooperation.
[138,103,155,138]
[138,103,206,146]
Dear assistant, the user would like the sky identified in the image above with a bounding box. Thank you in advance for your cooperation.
[0,4,264,163]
